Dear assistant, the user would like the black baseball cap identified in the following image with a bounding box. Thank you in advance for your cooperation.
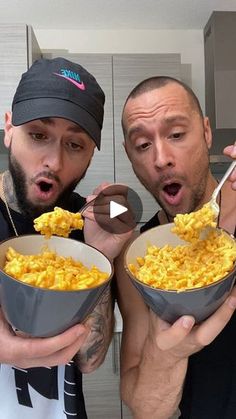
[12,57,105,149]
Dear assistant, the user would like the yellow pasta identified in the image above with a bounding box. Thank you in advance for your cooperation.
[129,230,236,291]
[4,247,109,291]
[34,207,84,238]
[171,203,217,243]
[129,201,236,291]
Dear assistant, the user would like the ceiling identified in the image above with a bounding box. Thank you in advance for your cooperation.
[1,0,236,30]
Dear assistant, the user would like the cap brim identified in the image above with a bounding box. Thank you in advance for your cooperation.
[12,98,101,149]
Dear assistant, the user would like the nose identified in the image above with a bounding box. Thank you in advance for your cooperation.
[153,140,175,170]
[42,142,64,172]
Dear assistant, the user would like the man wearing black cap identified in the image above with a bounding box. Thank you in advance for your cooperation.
[0,57,133,419]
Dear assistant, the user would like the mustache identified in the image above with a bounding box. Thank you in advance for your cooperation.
[157,172,186,185]
[31,171,61,184]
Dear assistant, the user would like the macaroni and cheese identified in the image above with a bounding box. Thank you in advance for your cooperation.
[129,203,236,291]
[4,246,109,291]
[34,206,84,238]
[171,202,217,243]
[129,230,236,291]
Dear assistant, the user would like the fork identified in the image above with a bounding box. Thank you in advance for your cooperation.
[210,159,236,216]
[79,196,97,215]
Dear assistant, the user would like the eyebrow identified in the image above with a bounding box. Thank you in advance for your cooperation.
[126,114,190,139]
[39,118,55,126]
[126,126,144,140]
[163,115,190,124]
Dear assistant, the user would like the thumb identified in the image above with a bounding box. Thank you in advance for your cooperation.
[156,315,195,351]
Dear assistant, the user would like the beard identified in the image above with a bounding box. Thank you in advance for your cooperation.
[8,153,89,219]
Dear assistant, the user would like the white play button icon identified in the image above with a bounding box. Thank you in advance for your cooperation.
[93,185,143,234]
[110,200,128,219]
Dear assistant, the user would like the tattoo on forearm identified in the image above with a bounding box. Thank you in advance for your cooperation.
[76,285,114,369]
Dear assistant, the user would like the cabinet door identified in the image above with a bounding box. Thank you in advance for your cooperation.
[113,54,181,222]
[27,25,42,66]
[83,333,121,418]
[0,24,28,128]
[43,52,114,197]
[122,404,133,418]
[0,24,41,130]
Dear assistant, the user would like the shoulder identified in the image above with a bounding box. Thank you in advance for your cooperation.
[140,212,160,233]
[0,198,11,240]
[65,192,86,212]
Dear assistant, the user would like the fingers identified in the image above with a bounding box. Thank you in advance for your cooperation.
[223,142,236,159]
[100,183,128,198]
[155,315,195,351]
[92,182,111,195]
[148,287,236,357]
[18,327,91,368]
[2,320,90,368]
[83,186,135,230]
[88,183,129,205]
[193,289,236,346]
[91,182,128,197]
[223,144,236,189]
[27,324,89,358]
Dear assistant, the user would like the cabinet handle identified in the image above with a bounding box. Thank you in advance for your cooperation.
[112,334,120,376]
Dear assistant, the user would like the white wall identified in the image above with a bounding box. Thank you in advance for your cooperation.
[35,29,205,112]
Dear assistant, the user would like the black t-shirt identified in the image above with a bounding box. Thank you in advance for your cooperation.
[141,213,236,419]
[0,193,88,419]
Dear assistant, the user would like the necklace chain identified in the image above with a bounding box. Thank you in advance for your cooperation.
[1,172,19,236]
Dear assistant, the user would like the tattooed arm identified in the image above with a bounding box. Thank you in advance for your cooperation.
[75,285,114,373]
[78,183,134,372]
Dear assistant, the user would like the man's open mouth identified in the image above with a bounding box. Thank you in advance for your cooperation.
[37,181,53,193]
[163,183,181,196]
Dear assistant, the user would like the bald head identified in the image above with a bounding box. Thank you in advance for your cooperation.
[122,76,203,137]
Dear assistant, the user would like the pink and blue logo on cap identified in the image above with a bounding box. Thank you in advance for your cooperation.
[53,69,85,90]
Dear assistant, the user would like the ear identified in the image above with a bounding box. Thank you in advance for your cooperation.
[123,140,129,155]
[4,112,13,149]
[203,117,212,149]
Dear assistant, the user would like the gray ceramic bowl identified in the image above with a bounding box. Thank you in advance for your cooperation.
[125,223,236,324]
[0,235,113,337]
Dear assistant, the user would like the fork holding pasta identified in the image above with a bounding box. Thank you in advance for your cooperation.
[34,206,84,238]
[171,202,217,243]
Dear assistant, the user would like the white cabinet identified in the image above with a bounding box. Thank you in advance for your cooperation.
[0,24,41,129]
[0,24,41,171]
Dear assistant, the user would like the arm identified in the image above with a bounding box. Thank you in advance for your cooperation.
[76,182,134,372]
[116,246,186,418]
[116,243,236,419]
[75,284,114,373]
